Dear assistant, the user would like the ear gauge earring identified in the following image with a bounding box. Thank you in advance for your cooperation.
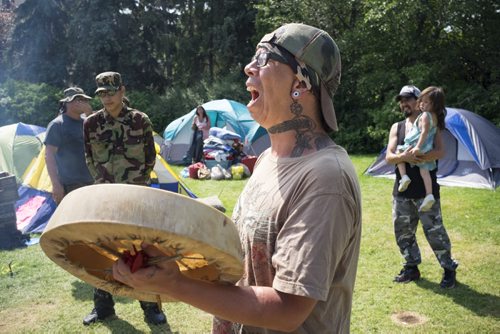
[292,91,300,98]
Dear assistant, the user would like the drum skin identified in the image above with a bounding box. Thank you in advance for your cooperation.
[40,184,243,302]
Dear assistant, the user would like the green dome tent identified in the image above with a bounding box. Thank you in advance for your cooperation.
[0,122,45,181]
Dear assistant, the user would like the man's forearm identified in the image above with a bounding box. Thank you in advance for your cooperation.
[419,149,442,162]
[149,274,313,332]
[45,150,62,188]
[386,149,406,165]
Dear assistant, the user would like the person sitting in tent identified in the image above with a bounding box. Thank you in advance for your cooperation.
[189,105,211,163]
[396,86,446,212]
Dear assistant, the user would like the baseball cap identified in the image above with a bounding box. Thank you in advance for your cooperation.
[59,87,91,103]
[258,23,341,132]
[396,85,421,101]
[95,71,123,93]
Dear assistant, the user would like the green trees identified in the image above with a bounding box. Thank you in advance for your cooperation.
[254,0,499,152]
[0,79,61,127]
[343,0,500,152]
[0,0,498,152]
[5,0,68,86]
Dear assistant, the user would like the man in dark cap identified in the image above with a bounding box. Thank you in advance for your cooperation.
[83,71,166,326]
[113,23,362,333]
[45,87,93,204]
[385,85,458,288]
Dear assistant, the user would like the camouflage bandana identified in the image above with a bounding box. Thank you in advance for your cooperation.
[259,43,320,98]
[258,23,341,132]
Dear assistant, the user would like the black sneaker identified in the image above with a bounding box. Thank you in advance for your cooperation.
[394,266,421,283]
[82,308,116,326]
[141,303,167,325]
[440,269,456,288]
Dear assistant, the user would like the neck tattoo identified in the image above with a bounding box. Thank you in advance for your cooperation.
[268,100,331,157]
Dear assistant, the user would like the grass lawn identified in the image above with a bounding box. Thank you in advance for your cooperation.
[0,155,498,333]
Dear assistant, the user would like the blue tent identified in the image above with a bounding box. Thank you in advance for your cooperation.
[162,99,270,164]
[365,108,500,189]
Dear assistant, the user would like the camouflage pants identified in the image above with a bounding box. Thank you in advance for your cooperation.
[393,197,458,270]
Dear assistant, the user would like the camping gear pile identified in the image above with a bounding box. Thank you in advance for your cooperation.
[203,127,243,169]
[184,126,257,180]
[186,160,252,181]
[162,99,270,164]
[366,107,500,189]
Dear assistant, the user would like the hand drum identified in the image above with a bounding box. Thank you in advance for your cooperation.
[40,184,243,302]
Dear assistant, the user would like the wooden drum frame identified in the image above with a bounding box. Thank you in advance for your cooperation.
[40,184,243,302]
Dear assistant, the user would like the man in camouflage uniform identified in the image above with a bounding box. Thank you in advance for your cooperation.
[385,85,458,288]
[83,71,167,326]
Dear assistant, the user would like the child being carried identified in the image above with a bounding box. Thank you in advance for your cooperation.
[397,86,446,212]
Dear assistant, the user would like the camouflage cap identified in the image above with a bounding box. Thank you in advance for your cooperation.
[59,87,91,103]
[258,23,341,132]
[95,71,123,93]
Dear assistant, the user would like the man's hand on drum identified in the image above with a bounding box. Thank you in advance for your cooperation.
[112,243,181,294]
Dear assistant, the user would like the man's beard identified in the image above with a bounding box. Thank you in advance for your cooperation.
[403,108,412,117]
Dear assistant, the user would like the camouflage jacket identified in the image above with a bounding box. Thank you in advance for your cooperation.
[83,106,156,185]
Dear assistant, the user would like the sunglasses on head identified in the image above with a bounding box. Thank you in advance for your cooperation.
[252,52,287,67]
[97,89,119,98]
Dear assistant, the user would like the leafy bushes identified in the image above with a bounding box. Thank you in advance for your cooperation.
[0,69,248,136]
[0,80,60,127]
[127,68,247,134]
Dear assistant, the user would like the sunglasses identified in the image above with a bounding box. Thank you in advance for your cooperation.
[97,89,119,98]
[252,52,287,68]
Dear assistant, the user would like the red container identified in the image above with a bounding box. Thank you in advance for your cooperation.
[241,156,257,174]
[188,162,204,179]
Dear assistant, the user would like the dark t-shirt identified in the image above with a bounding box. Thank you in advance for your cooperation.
[393,121,440,199]
[44,114,93,185]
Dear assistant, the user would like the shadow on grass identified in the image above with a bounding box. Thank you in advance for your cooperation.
[145,320,175,334]
[70,281,175,332]
[416,278,500,317]
[70,280,93,300]
[103,318,143,333]
[70,280,133,305]
[101,317,175,334]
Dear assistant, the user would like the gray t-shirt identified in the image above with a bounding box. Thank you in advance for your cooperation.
[213,144,362,334]
[44,114,93,185]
